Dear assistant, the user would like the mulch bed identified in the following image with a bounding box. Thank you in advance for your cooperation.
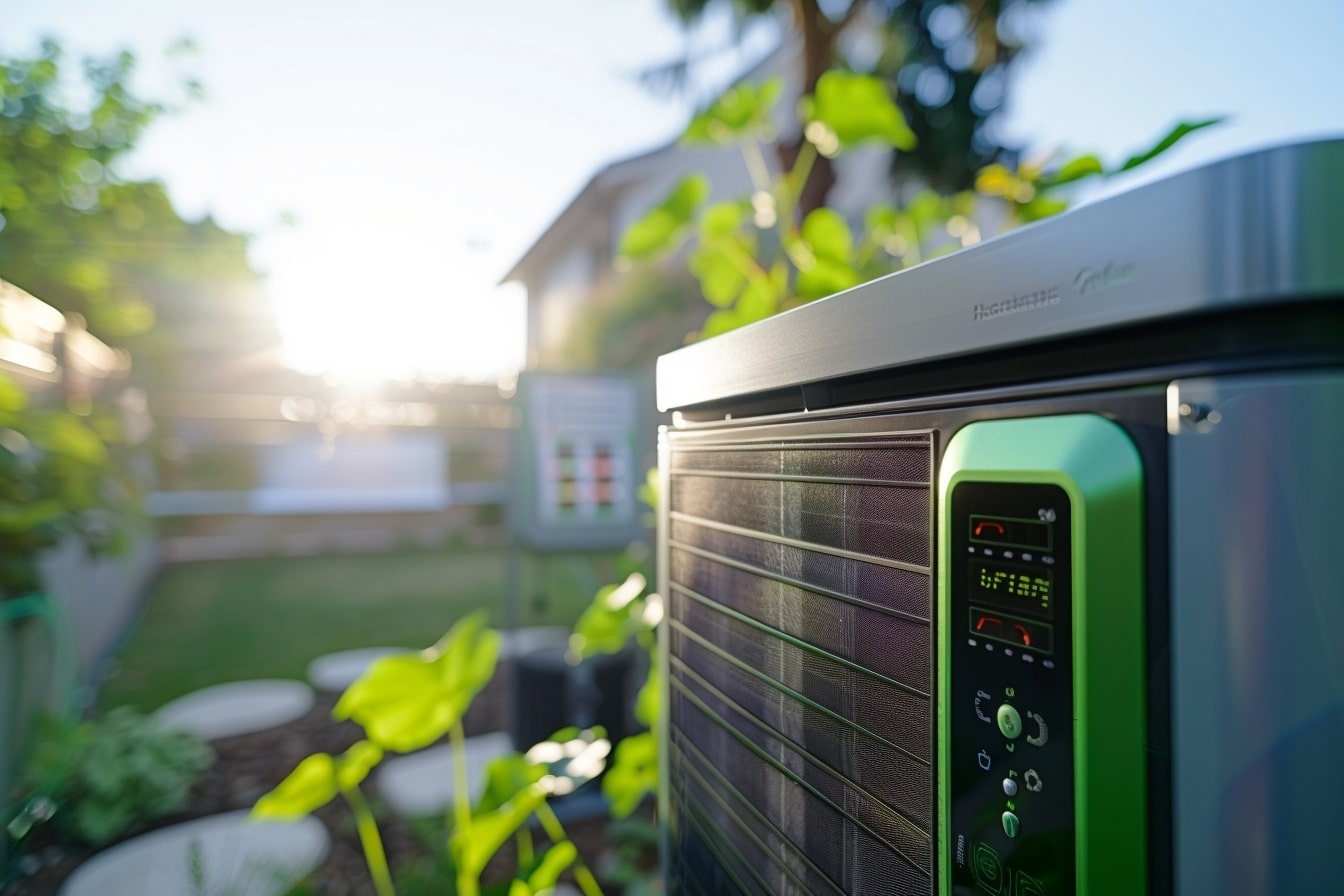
[5,661,656,895]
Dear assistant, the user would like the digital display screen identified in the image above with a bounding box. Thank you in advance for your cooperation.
[970,559,1052,619]
[969,514,1052,550]
[969,607,1054,653]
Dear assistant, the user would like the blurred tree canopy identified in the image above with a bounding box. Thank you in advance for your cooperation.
[0,39,262,594]
[655,0,1054,207]
[0,38,257,346]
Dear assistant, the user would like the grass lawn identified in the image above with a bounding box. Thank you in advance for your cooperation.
[97,546,625,712]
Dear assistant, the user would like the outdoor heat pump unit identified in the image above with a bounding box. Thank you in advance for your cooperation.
[652,139,1344,895]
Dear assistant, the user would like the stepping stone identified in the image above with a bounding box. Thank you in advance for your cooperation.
[497,626,571,661]
[155,680,315,741]
[59,810,327,896]
[306,647,410,692]
[377,731,514,816]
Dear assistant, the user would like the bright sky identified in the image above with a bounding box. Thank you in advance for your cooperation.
[5,0,1342,382]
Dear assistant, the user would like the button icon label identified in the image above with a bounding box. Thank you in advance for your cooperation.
[1024,769,1043,792]
[972,843,1004,893]
[1026,711,1049,746]
[975,690,993,723]
[977,750,992,771]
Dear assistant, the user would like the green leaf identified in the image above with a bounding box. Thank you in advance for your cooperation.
[334,653,453,752]
[633,664,661,728]
[698,199,750,240]
[618,174,710,262]
[36,414,108,465]
[335,740,383,791]
[1117,117,1226,173]
[475,753,546,815]
[432,609,501,705]
[1041,153,1105,188]
[796,258,862,301]
[0,374,27,415]
[688,241,748,309]
[734,277,780,323]
[1017,195,1071,223]
[682,77,782,146]
[251,753,337,821]
[528,841,578,892]
[801,71,915,154]
[602,732,659,819]
[699,307,745,339]
[334,611,500,752]
[452,789,545,879]
[800,208,853,265]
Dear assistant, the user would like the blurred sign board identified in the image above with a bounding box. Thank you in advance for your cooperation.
[510,371,645,549]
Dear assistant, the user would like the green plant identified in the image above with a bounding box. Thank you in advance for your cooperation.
[620,69,1222,340]
[19,706,213,846]
[251,611,609,896]
[0,371,137,598]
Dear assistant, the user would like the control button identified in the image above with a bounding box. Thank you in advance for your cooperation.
[1002,777,1018,797]
[1015,871,1046,896]
[977,750,992,771]
[1026,711,1048,746]
[997,704,1023,739]
[972,843,1004,893]
[1024,769,1043,792]
[1001,811,1020,838]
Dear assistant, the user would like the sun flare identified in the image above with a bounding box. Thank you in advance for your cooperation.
[267,231,525,384]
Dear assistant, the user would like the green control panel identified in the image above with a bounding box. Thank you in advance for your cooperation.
[948,481,1076,895]
[938,415,1148,896]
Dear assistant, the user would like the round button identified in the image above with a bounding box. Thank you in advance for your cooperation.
[1001,811,1020,838]
[997,704,1023,739]
[1002,777,1018,797]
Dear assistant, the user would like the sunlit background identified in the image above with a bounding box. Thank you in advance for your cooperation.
[6,0,1342,383]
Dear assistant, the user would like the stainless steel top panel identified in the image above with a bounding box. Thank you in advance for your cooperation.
[656,139,1344,412]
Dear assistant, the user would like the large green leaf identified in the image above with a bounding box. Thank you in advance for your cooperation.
[1117,117,1226,173]
[618,174,710,262]
[334,611,500,752]
[682,77,782,146]
[251,753,337,821]
[801,71,915,154]
[333,653,454,752]
[432,609,501,707]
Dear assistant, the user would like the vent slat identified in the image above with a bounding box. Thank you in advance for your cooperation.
[670,476,931,568]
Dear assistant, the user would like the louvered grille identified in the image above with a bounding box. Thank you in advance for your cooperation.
[666,432,935,895]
